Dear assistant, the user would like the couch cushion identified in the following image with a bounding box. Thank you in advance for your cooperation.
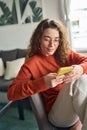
[4,58,25,80]
[17,49,26,58]
[0,49,18,67]
[0,76,13,92]
[0,58,5,76]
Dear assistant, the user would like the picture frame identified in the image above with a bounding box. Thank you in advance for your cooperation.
[0,0,43,26]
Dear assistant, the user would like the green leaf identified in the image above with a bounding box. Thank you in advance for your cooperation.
[12,0,18,24]
[33,14,43,22]
[29,1,43,22]
[29,1,36,9]
[0,1,11,17]
[33,7,42,16]
[19,0,29,17]
[25,16,31,23]
[0,1,12,25]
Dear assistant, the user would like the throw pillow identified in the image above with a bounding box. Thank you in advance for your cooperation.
[0,58,5,76]
[0,49,18,67]
[4,58,25,80]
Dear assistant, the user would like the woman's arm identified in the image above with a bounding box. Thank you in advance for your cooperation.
[7,63,48,101]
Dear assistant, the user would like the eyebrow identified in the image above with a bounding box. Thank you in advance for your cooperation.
[43,36,60,39]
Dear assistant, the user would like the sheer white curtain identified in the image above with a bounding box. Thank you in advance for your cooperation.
[64,0,72,46]
[58,0,72,46]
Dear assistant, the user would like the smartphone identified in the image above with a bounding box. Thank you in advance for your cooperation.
[57,66,73,76]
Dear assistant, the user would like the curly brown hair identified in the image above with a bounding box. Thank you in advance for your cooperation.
[26,19,70,66]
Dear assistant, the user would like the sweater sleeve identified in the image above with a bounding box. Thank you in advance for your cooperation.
[7,63,48,101]
[68,50,87,74]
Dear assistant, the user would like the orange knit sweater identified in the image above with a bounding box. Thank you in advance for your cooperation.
[7,50,87,113]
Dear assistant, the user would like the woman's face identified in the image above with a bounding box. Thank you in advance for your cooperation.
[40,28,60,56]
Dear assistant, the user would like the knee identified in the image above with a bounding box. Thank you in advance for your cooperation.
[73,74,87,96]
[72,74,87,121]
[72,76,87,108]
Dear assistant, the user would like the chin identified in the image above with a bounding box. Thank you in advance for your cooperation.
[47,52,54,56]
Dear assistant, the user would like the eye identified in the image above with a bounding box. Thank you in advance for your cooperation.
[54,38,60,42]
[55,39,58,42]
[44,37,50,41]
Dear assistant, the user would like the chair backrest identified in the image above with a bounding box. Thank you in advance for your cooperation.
[29,93,55,130]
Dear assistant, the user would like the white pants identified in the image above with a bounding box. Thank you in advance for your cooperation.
[48,74,87,130]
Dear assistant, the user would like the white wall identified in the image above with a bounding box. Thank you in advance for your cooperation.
[0,0,59,50]
[0,23,38,50]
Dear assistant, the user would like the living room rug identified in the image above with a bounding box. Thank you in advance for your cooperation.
[0,104,38,130]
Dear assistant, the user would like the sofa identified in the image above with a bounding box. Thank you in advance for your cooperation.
[0,48,26,103]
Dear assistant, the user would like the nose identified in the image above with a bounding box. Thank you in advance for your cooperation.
[49,39,54,46]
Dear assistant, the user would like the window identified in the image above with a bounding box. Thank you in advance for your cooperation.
[69,0,87,51]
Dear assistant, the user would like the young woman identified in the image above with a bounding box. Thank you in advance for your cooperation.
[7,19,87,130]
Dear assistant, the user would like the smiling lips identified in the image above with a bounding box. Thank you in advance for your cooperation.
[47,48,55,52]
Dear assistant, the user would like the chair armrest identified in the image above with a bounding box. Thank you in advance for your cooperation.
[28,93,54,130]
